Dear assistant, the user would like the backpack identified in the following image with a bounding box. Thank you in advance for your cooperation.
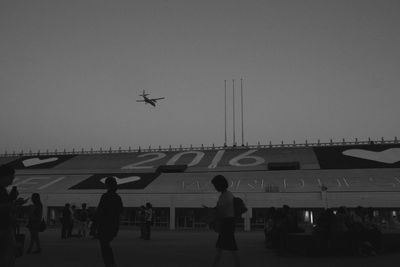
[233,197,248,218]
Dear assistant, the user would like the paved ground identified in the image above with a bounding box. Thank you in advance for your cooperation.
[14,228,400,267]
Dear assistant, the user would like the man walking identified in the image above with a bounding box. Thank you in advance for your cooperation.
[93,177,123,267]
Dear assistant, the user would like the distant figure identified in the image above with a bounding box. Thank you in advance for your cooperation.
[70,205,77,237]
[138,205,146,239]
[78,203,89,239]
[211,175,240,267]
[26,193,43,254]
[61,203,72,239]
[0,165,17,267]
[144,203,153,240]
[93,177,123,267]
[264,207,277,248]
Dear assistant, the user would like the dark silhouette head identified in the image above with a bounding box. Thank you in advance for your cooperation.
[31,193,42,205]
[0,165,15,187]
[211,175,228,192]
[105,176,118,191]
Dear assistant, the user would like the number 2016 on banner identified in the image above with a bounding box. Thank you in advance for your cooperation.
[121,149,265,169]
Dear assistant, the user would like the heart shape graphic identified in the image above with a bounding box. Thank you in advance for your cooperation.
[342,148,400,164]
[100,176,141,185]
[22,157,59,167]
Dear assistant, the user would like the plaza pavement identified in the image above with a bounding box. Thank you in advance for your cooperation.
[15,228,400,267]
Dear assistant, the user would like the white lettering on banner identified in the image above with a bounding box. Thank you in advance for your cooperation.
[182,180,213,191]
[120,149,268,169]
[180,176,400,193]
[342,177,350,187]
[122,153,166,169]
[167,151,205,167]
[283,179,305,189]
[229,150,265,167]
[247,179,265,189]
[229,180,241,191]
[208,150,225,168]
[368,177,396,187]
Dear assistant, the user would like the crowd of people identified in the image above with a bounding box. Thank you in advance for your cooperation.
[5,161,396,267]
[313,206,382,256]
[60,203,94,239]
[264,205,385,256]
[263,205,304,255]
[0,165,127,267]
[0,165,241,267]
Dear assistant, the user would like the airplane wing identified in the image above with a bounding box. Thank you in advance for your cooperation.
[150,97,165,101]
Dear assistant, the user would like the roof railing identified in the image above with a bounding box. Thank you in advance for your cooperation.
[1,137,398,158]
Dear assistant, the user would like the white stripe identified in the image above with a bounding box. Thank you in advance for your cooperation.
[38,177,65,190]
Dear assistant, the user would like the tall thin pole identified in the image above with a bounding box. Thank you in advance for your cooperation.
[224,80,227,147]
[241,78,244,146]
[232,79,236,146]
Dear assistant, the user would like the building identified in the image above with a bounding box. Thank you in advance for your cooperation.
[2,140,400,231]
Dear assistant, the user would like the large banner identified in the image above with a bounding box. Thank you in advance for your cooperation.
[314,144,400,169]
[6,155,76,169]
[69,172,161,190]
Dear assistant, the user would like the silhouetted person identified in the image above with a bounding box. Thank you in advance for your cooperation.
[78,203,89,239]
[264,207,277,248]
[93,177,123,267]
[0,165,17,267]
[61,203,72,239]
[139,205,146,239]
[211,175,240,267]
[70,205,77,237]
[26,193,43,254]
[144,203,153,240]
[314,208,336,256]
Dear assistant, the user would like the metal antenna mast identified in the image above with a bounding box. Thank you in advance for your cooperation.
[232,79,236,146]
[224,80,227,147]
[241,78,244,146]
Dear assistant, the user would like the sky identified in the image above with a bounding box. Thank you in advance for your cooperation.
[1,0,399,154]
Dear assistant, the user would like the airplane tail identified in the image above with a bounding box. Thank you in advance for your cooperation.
[141,90,149,97]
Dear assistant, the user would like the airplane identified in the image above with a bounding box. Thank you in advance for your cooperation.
[136,90,165,107]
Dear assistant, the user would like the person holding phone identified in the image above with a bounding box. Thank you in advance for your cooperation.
[211,175,241,267]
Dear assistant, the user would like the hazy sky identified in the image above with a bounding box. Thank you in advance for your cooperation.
[1,0,399,153]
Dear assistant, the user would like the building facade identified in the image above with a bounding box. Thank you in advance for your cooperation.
[2,141,400,231]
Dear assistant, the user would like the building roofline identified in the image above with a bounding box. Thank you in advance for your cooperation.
[1,137,398,158]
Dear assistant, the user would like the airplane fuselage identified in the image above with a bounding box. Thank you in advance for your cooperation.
[143,96,156,107]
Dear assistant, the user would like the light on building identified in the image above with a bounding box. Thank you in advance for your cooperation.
[305,211,310,222]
